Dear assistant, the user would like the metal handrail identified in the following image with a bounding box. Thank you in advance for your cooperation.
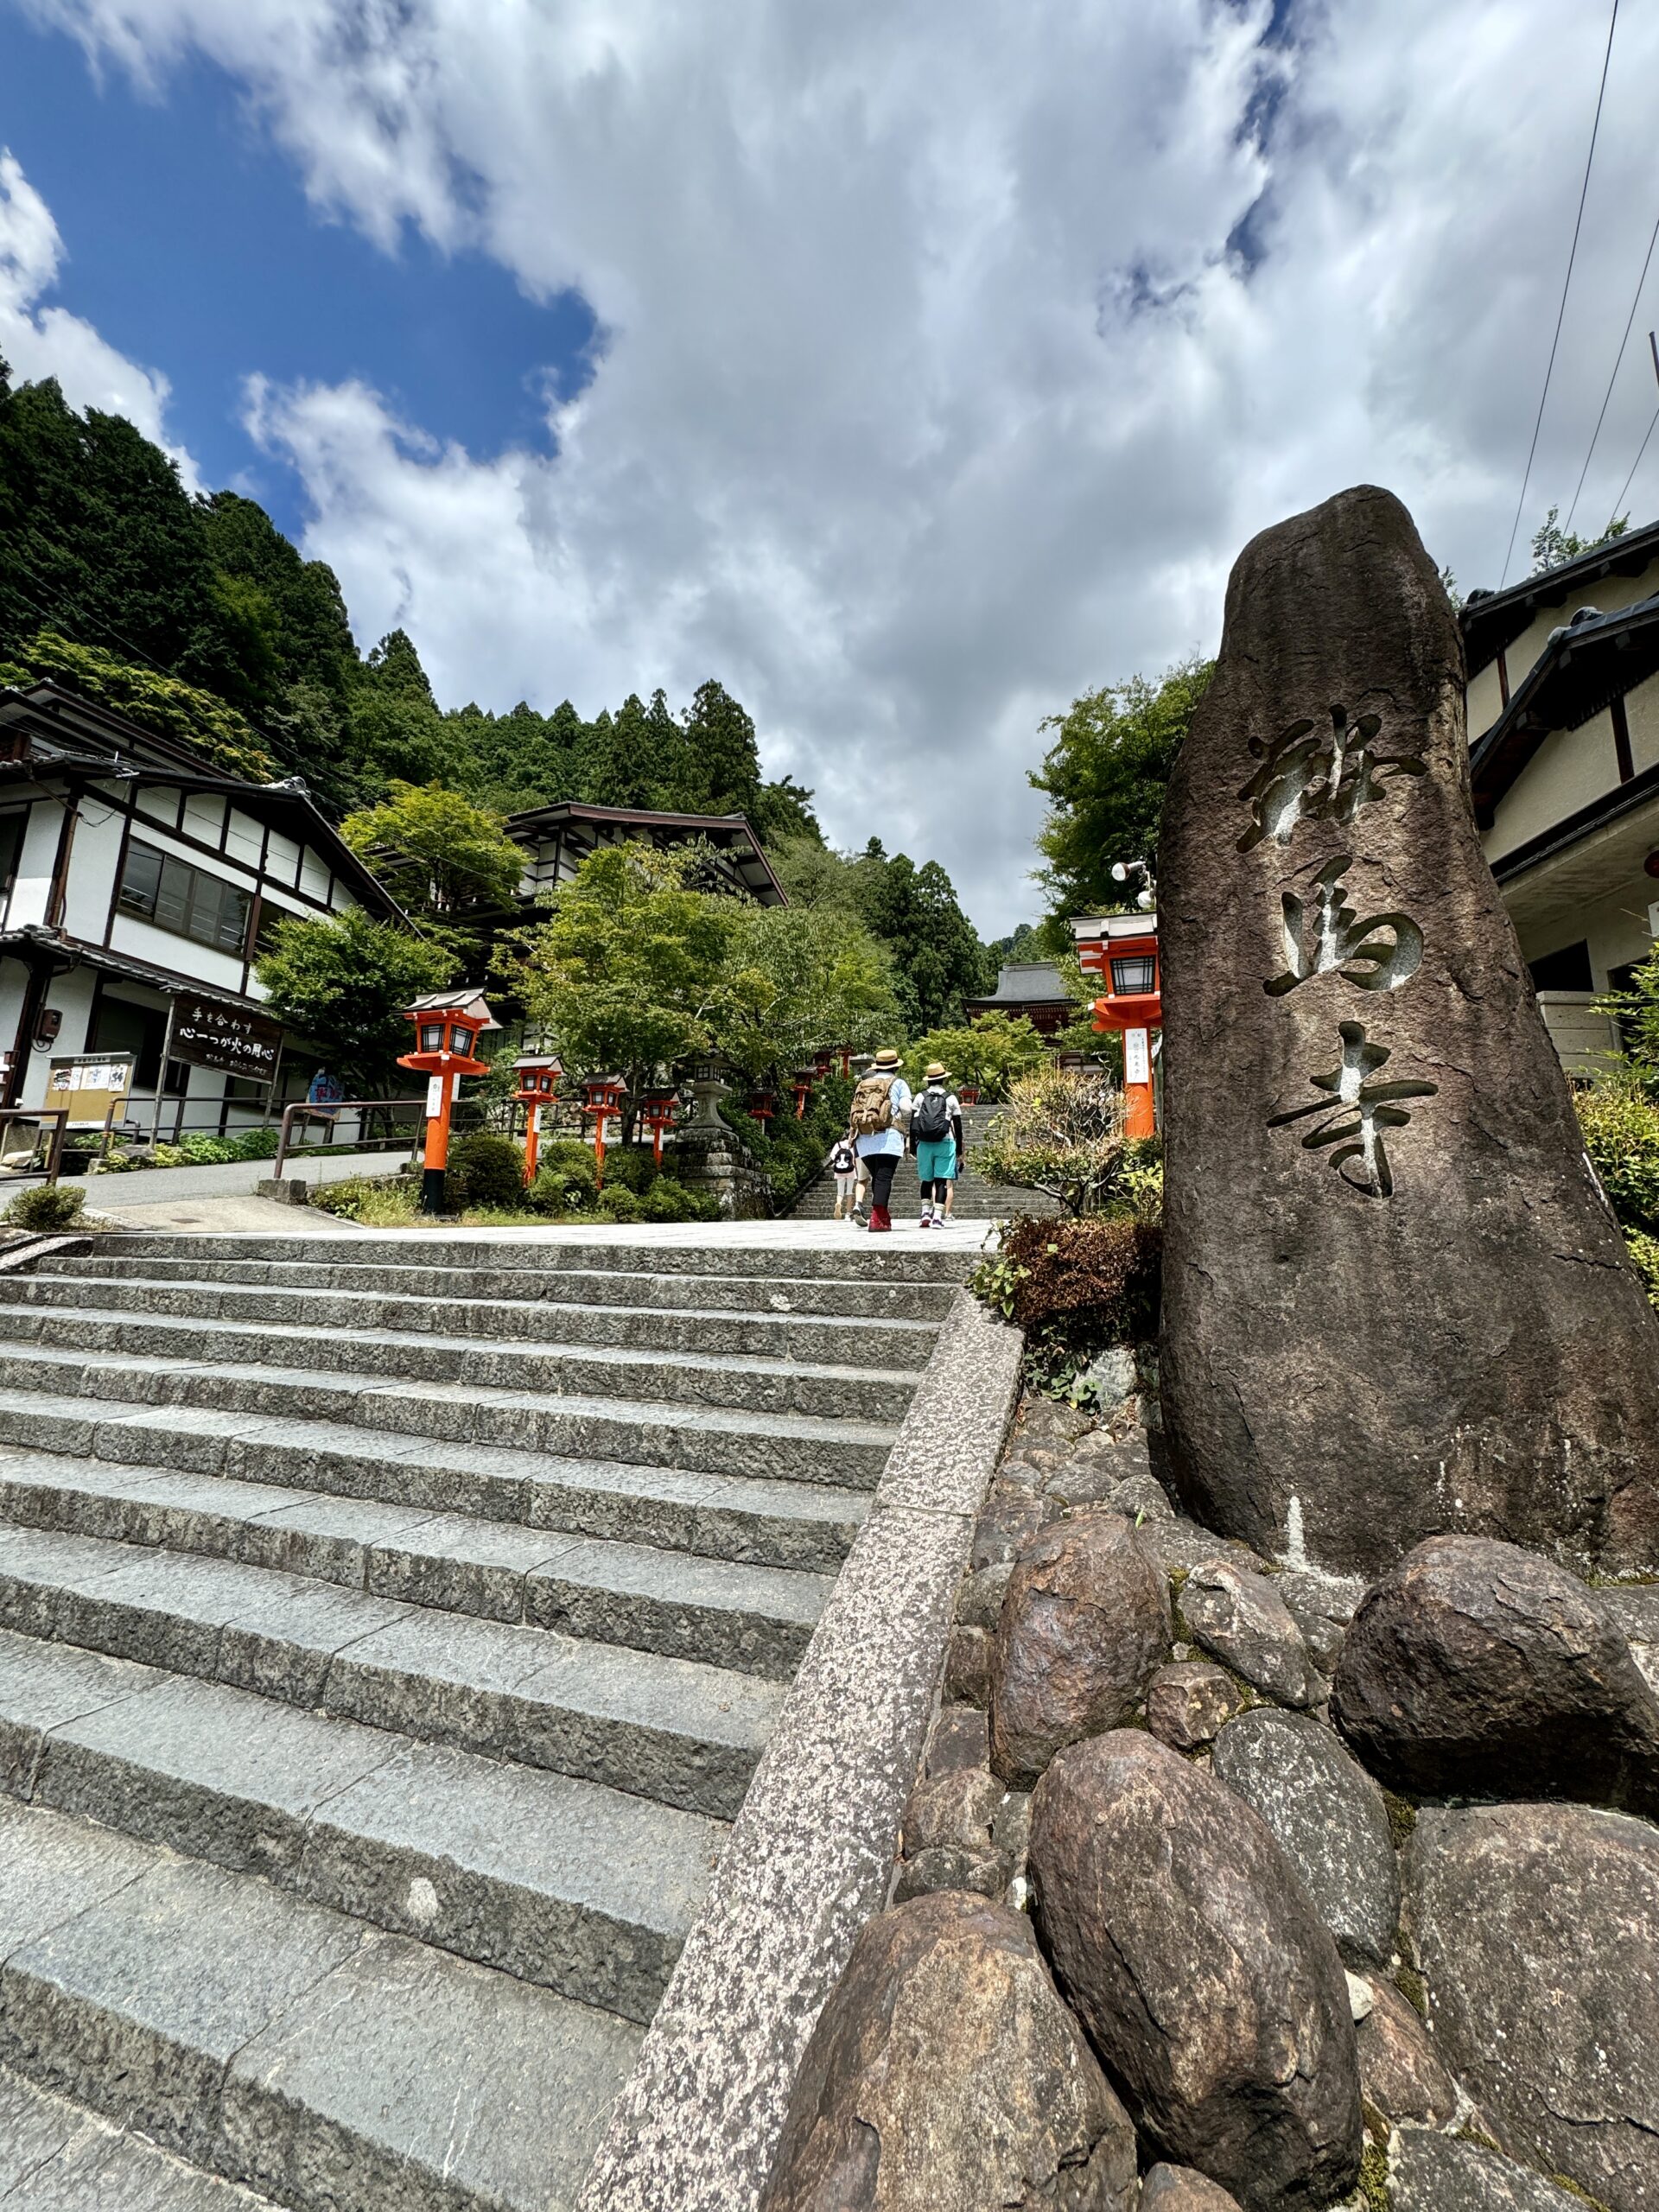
[273,1097,428,1178]
[0,1107,69,1185]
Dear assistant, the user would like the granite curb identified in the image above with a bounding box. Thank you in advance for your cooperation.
[576,1289,1023,2212]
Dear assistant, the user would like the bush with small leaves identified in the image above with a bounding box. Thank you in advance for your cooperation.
[597,1184,645,1222]
[442,1131,524,1211]
[3,1183,87,1230]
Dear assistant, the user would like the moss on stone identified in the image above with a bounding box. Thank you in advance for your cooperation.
[1393,1964,1428,2019]
[1355,2141,1392,2208]
[1548,2177,1612,2210]
[1381,1789,1418,1850]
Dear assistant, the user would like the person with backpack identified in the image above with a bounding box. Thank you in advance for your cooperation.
[848,1047,912,1234]
[911,1060,963,1227]
[827,1132,859,1223]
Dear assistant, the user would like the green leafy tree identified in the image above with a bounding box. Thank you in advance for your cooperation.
[1599,944,1659,1088]
[712,906,899,1082]
[1030,657,1213,925]
[254,908,457,1095]
[901,1011,1048,1101]
[340,783,526,926]
[1530,505,1629,576]
[859,850,994,1032]
[503,842,734,1090]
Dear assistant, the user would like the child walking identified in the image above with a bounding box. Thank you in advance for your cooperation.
[828,1133,859,1222]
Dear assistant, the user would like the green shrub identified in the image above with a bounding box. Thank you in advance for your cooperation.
[527,1142,599,1215]
[1576,1081,1659,1235]
[969,1211,1162,1398]
[3,1183,87,1230]
[310,1174,418,1225]
[597,1184,645,1222]
[641,1176,720,1223]
[599,1146,660,1195]
[1624,1228,1659,1310]
[443,1131,524,1211]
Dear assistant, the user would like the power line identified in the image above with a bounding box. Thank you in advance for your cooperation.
[1565,197,1659,531]
[1605,329,1659,531]
[1499,0,1620,587]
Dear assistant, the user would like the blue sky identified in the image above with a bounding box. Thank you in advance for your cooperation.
[2,0,1656,932]
[0,9,597,537]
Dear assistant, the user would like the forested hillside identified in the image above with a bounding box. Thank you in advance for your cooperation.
[0,358,997,1027]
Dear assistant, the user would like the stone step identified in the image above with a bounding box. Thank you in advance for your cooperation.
[1,2066,282,2209]
[0,1271,941,1370]
[31,1250,963,1321]
[81,1232,974,1283]
[0,1451,830,1680]
[1,1631,723,2024]
[0,1345,899,1490]
[0,1395,867,1572]
[0,1304,919,1427]
[0,1798,639,2212]
[0,1525,781,1818]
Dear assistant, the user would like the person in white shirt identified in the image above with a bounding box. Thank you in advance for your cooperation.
[849,1047,912,1234]
[910,1061,963,1226]
[827,1135,859,1222]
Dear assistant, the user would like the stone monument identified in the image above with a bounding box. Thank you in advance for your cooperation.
[1159,483,1659,1581]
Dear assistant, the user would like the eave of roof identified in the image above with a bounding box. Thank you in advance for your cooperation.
[0,925,274,1013]
[505,798,788,905]
[0,713,403,923]
[1459,519,1659,677]
[1469,593,1659,820]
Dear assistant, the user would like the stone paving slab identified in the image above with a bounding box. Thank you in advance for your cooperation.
[0,1270,943,1369]
[0,1525,783,1816]
[0,1452,831,1676]
[0,1802,639,2212]
[0,2066,282,2209]
[18,1666,722,2022]
[0,1344,899,1487]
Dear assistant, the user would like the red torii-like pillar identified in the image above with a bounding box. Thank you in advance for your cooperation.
[1072,912,1160,1140]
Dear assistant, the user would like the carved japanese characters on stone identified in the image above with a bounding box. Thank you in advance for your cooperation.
[1158,483,1659,1581]
[1266,857,1423,999]
[1238,704,1427,854]
[1268,1022,1438,1199]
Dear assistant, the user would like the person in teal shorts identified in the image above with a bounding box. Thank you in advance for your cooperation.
[910,1061,963,1227]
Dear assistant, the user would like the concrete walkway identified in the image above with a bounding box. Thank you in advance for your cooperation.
[29,1149,415,1236]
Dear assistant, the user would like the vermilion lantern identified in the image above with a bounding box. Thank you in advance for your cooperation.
[812,1049,834,1079]
[512,1054,562,1186]
[1072,915,1161,1141]
[397,989,500,1211]
[637,1084,681,1168]
[577,1074,626,1187]
[746,1087,777,1126]
[790,1066,817,1119]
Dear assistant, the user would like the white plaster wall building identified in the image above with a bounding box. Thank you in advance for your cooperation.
[1461,523,1659,1074]
[0,682,402,1147]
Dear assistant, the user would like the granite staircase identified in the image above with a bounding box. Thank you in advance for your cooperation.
[790,1101,1059,1222]
[0,1230,969,2211]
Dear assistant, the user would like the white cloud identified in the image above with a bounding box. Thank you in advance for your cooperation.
[16,0,1659,928]
[0,147,199,483]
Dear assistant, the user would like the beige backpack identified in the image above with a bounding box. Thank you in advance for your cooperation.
[849,1072,897,1137]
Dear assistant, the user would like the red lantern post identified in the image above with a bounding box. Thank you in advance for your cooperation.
[636,1084,681,1169]
[512,1054,562,1186]
[577,1074,627,1187]
[790,1066,816,1119]
[1073,915,1161,1140]
[397,990,499,1212]
[746,1087,777,1127]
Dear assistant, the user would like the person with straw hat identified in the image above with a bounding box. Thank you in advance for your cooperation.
[910,1060,963,1228]
[847,1047,912,1234]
